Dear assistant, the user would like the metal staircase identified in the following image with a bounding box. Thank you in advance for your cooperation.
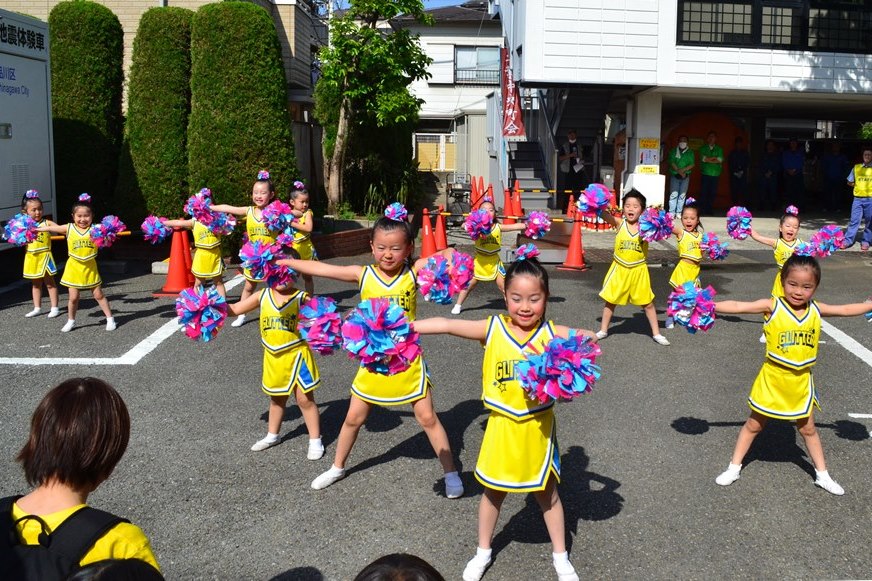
[507,141,550,210]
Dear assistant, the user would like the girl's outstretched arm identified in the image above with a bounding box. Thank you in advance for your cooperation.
[163,219,193,229]
[37,224,68,235]
[414,317,488,341]
[552,324,599,341]
[599,209,619,229]
[817,300,872,318]
[228,291,262,317]
[500,222,527,232]
[715,298,772,315]
[749,228,776,248]
[291,210,314,233]
[276,257,362,283]
[210,204,248,217]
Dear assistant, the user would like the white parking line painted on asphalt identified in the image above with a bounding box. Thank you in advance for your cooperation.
[0,275,245,366]
[848,413,872,419]
[821,320,872,368]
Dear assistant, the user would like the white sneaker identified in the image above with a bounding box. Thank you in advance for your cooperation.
[251,434,280,451]
[307,438,325,460]
[716,464,742,486]
[231,314,246,327]
[462,554,492,581]
[553,558,579,581]
[105,318,117,331]
[47,307,60,318]
[61,319,75,333]
[814,471,845,496]
[665,316,674,329]
[653,334,671,346]
[25,307,42,318]
[759,333,766,344]
[445,472,464,499]
[595,330,608,340]
[311,465,346,490]
[451,304,462,315]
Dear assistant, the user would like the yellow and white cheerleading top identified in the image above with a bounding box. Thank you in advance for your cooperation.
[612,220,647,267]
[475,315,560,492]
[748,298,820,419]
[258,288,320,396]
[599,219,654,306]
[668,229,702,288]
[23,220,57,279]
[351,265,428,406]
[244,206,277,282]
[60,225,101,289]
[291,210,317,261]
[191,219,223,279]
[770,237,802,298]
[474,223,505,281]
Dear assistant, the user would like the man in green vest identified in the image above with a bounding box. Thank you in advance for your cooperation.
[699,131,723,215]
[844,146,872,251]
[667,135,695,217]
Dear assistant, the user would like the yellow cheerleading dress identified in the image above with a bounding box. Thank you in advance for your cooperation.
[475,315,560,492]
[599,220,654,306]
[191,219,224,279]
[770,238,801,298]
[748,298,820,419]
[473,224,505,281]
[351,265,430,406]
[291,210,318,261]
[668,230,702,288]
[60,225,101,289]
[244,206,277,282]
[259,288,320,396]
[23,220,57,279]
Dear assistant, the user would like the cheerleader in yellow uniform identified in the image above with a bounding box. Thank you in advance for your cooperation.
[212,170,278,326]
[452,200,526,315]
[597,190,669,345]
[665,199,703,329]
[227,255,323,459]
[19,190,60,318]
[415,256,596,581]
[164,213,227,297]
[288,181,317,295]
[713,254,872,496]
[277,205,463,498]
[748,205,803,299]
[38,194,115,332]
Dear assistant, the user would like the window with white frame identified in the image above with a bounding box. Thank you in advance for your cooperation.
[454,46,499,85]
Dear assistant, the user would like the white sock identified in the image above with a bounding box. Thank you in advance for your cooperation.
[309,437,322,444]
[61,319,75,332]
[815,469,829,478]
[473,547,492,563]
[553,551,570,564]
[327,464,345,475]
[48,307,60,315]
[727,463,742,472]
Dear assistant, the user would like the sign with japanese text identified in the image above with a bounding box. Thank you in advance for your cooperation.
[500,47,525,139]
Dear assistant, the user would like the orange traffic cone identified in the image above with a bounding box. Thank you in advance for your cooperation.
[485,183,494,203]
[420,208,436,258]
[154,228,195,296]
[503,188,517,225]
[557,218,589,271]
[512,180,523,218]
[434,205,447,251]
[566,195,576,219]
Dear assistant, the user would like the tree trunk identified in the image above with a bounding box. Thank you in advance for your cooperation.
[326,97,351,214]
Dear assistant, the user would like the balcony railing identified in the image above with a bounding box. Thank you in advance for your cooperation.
[454,68,500,85]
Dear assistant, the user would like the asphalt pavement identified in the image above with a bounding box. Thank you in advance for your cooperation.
[1,215,871,580]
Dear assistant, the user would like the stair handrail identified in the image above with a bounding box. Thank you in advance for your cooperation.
[537,89,559,198]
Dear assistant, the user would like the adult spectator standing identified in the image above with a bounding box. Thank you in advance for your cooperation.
[728,136,750,207]
[782,137,805,207]
[558,129,587,212]
[759,139,781,211]
[699,131,723,215]
[821,141,851,212]
[667,135,695,217]
[843,146,872,251]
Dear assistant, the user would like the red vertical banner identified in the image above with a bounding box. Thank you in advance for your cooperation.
[501,47,525,138]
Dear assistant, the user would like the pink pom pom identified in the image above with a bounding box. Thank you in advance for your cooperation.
[515,332,602,403]
[666,283,717,334]
[175,286,228,342]
[463,209,494,240]
[417,255,451,304]
[701,232,730,261]
[341,298,421,375]
[384,203,408,222]
[3,213,39,246]
[298,296,342,355]
[91,215,126,248]
[726,206,752,240]
[185,191,214,225]
[639,208,673,242]
[576,183,611,215]
[141,216,170,244]
[449,251,474,295]
[524,211,551,239]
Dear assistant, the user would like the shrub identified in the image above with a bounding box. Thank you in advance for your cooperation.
[188,1,297,249]
[49,0,123,215]
[116,7,193,224]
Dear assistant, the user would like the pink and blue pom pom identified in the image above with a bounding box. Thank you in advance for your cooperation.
[515,243,540,261]
[341,298,422,375]
[524,211,551,239]
[666,282,717,334]
[266,261,298,288]
[239,239,282,281]
[417,254,452,304]
[185,189,214,225]
[384,202,408,222]
[175,285,228,342]
[3,213,38,246]
[701,232,729,261]
[726,206,752,240]
[464,208,494,240]
[793,241,816,257]
[262,200,296,244]
[91,215,126,248]
[576,183,612,215]
[449,251,474,295]
[785,205,799,216]
[207,212,237,236]
[141,215,171,244]
[298,296,342,355]
[78,193,91,203]
[515,331,602,403]
[639,208,673,242]
[808,225,846,258]
[257,170,270,181]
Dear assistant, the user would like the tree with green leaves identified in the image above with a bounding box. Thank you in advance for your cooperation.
[315,0,432,212]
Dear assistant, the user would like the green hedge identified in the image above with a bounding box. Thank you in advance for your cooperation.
[116,7,193,224]
[49,1,123,215]
[188,1,297,248]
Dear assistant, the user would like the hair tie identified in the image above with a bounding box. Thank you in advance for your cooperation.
[293,180,306,191]
[199,187,212,199]
[25,190,39,199]
[384,202,408,222]
[515,243,540,261]
[785,205,799,216]
[78,193,91,203]
[483,194,494,203]
[684,197,696,205]
[257,170,270,181]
